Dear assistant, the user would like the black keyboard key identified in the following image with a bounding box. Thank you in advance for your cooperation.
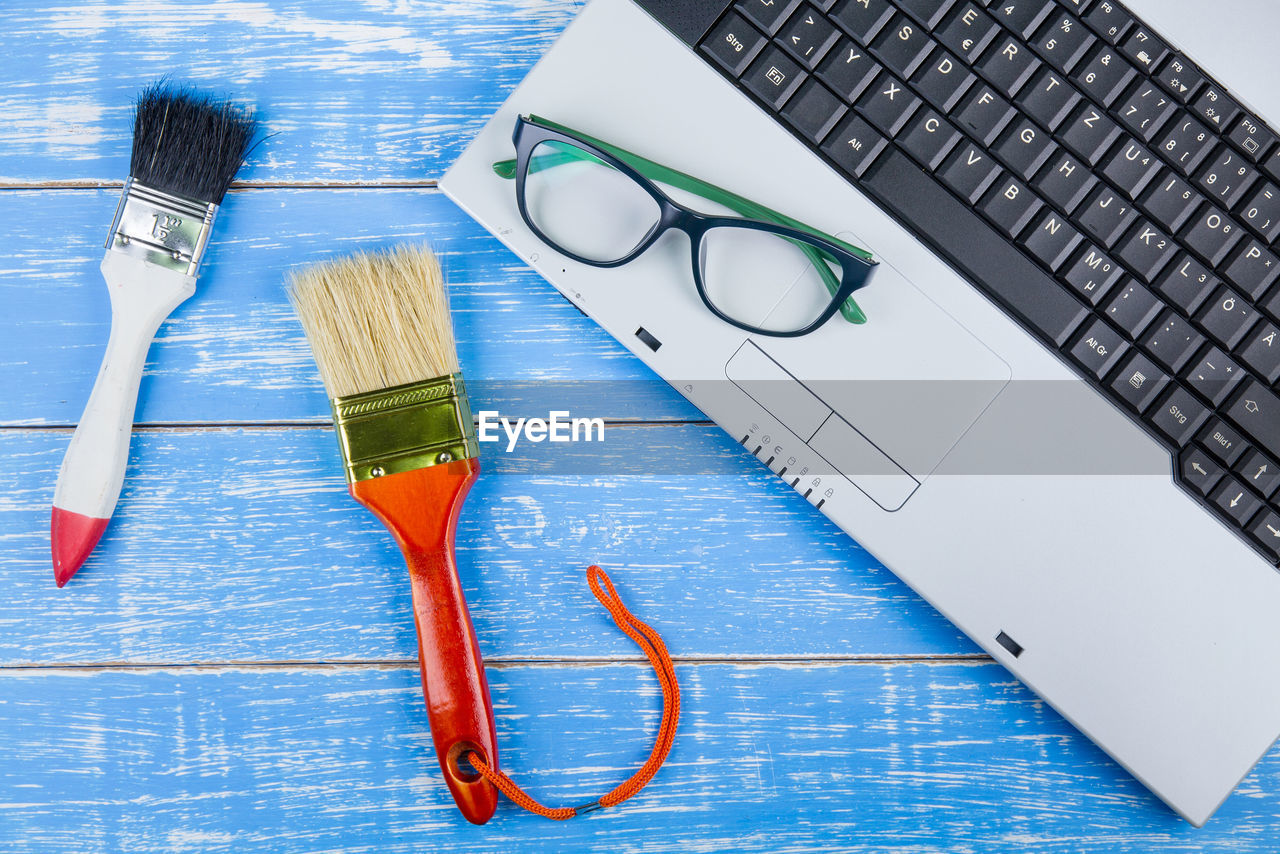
[976,33,1041,98]
[936,2,998,62]
[1265,147,1280,185]
[870,14,935,78]
[1238,321,1280,384]
[1191,86,1241,132]
[1236,449,1280,500]
[1139,171,1198,233]
[1227,114,1276,163]
[702,13,767,76]
[1017,68,1080,131]
[1145,308,1204,371]
[979,174,1042,237]
[1031,12,1094,74]
[1153,253,1216,315]
[898,109,962,170]
[817,40,881,101]
[1068,316,1128,379]
[822,113,889,177]
[856,73,920,135]
[1196,287,1261,355]
[1226,378,1280,461]
[1034,149,1095,212]
[1076,184,1138,248]
[783,78,847,142]
[1265,284,1280,324]
[830,0,894,42]
[1212,476,1263,526]
[1115,219,1174,283]
[1114,80,1176,142]
[1073,44,1137,108]
[1102,137,1161,200]
[865,148,1088,345]
[1111,350,1169,411]
[1222,240,1280,301]
[939,140,1002,202]
[743,46,807,108]
[1196,146,1259,210]
[1022,208,1082,270]
[896,0,956,28]
[1181,203,1244,268]
[1062,244,1124,303]
[1248,509,1280,561]
[1200,418,1249,467]
[1104,279,1161,338]
[1060,102,1123,166]
[1239,183,1280,243]
[1148,384,1209,446]
[911,51,975,111]
[1155,113,1215,177]
[1184,347,1245,407]
[738,0,803,34]
[1118,25,1168,73]
[994,117,1055,180]
[954,83,1016,146]
[780,5,842,67]
[1179,445,1224,496]
[1083,0,1132,46]
[990,0,1055,39]
[1156,55,1204,104]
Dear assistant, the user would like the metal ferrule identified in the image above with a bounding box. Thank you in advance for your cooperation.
[105,178,218,277]
[331,374,479,485]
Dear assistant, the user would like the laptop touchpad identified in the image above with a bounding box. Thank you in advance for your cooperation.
[729,235,1011,489]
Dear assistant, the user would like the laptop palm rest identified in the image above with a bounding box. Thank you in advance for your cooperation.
[726,239,1010,511]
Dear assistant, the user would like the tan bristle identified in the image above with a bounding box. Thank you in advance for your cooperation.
[286,245,460,399]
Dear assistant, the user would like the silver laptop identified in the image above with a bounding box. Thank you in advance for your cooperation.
[442,0,1280,824]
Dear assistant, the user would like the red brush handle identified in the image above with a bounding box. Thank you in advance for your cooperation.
[350,458,498,825]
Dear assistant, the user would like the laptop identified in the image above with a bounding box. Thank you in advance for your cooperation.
[441,0,1280,824]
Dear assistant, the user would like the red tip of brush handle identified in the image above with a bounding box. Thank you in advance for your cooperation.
[51,507,110,587]
[351,459,499,825]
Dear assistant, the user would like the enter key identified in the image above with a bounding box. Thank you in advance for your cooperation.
[1227,379,1280,462]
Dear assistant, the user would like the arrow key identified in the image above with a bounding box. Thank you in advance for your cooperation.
[1211,476,1263,527]
[1247,509,1280,562]
[1234,449,1280,500]
[1179,446,1224,496]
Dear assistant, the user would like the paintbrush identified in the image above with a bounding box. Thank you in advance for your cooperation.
[287,245,499,825]
[50,82,258,587]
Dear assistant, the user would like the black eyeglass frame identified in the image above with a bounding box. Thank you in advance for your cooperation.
[509,116,878,338]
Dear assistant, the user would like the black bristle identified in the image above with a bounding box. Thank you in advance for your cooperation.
[129,81,259,204]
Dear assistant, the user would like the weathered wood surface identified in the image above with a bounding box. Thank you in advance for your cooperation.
[3,662,1276,854]
[3,0,1279,848]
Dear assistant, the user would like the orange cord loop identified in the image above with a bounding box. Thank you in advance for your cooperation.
[465,565,680,820]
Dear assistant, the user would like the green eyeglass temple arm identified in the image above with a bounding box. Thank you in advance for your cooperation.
[493,115,875,325]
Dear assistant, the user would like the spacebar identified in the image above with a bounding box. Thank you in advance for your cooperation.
[863,150,1088,347]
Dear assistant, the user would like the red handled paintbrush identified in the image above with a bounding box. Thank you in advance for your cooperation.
[287,245,498,824]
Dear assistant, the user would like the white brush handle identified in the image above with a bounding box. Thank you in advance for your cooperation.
[53,252,196,519]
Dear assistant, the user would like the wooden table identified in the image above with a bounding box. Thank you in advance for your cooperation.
[3,1,1279,849]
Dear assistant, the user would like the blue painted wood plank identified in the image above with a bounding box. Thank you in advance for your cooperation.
[0,0,579,184]
[0,188,699,425]
[0,426,971,664]
[0,661,1275,852]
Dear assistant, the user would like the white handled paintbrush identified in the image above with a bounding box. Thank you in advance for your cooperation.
[50,82,258,587]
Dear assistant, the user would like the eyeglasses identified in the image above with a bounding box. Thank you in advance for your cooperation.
[492,115,878,337]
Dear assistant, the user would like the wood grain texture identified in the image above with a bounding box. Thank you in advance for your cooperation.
[0,0,581,184]
[0,189,698,426]
[0,427,970,665]
[3,661,1277,854]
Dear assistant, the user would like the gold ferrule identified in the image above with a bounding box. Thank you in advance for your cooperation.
[331,374,478,485]
[105,177,218,277]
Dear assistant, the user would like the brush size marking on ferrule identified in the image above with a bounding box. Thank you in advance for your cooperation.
[332,374,480,485]
[105,178,218,277]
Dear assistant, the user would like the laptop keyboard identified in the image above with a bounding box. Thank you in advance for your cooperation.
[663,0,1280,565]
